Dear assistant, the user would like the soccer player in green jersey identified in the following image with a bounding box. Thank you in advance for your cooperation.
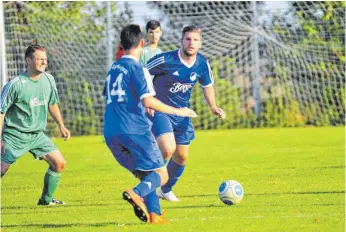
[139,20,163,66]
[0,44,71,205]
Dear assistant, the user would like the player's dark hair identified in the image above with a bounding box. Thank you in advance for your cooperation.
[181,25,202,40]
[146,20,161,32]
[120,24,143,50]
[25,44,46,59]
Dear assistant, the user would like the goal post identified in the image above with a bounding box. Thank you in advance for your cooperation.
[2,1,345,136]
[0,2,7,90]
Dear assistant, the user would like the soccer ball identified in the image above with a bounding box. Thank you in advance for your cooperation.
[218,180,244,205]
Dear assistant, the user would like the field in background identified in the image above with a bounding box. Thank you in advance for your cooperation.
[1,127,344,232]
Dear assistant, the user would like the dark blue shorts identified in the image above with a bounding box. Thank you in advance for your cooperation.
[105,131,165,172]
[150,112,195,145]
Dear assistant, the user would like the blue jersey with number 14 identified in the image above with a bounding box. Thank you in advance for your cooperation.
[146,49,214,108]
[104,55,155,136]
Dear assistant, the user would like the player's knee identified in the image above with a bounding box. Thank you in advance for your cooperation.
[54,159,66,173]
[158,169,168,185]
[1,170,7,177]
[161,146,176,160]
[133,170,147,180]
[173,153,188,165]
[1,163,10,177]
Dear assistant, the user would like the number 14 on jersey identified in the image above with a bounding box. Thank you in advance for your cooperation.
[106,73,126,104]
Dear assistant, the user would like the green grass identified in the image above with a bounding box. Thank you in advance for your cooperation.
[1,127,345,232]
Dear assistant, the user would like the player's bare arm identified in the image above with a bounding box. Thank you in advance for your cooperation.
[48,104,71,140]
[142,96,197,118]
[202,85,226,120]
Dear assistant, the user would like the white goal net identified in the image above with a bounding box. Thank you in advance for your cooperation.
[2,1,345,135]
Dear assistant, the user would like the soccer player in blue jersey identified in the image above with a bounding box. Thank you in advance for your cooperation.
[103,24,197,223]
[146,25,226,201]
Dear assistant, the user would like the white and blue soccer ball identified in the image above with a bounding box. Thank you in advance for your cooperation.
[218,180,244,205]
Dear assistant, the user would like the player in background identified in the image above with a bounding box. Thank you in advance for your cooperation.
[0,44,71,205]
[146,25,226,201]
[103,24,197,223]
[139,20,163,66]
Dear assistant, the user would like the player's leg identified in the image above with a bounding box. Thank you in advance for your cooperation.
[150,112,176,160]
[156,133,176,161]
[159,118,195,201]
[30,132,66,205]
[122,132,168,223]
[105,135,149,221]
[1,129,32,177]
[1,162,10,177]
[38,150,66,205]
[158,145,189,201]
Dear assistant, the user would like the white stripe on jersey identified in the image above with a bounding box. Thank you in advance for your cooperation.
[139,67,156,100]
[201,60,215,88]
[146,56,164,70]
[0,77,20,111]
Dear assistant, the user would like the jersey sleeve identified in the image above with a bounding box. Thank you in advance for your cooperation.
[199,60,214,88]
[133,67,156,100]
[0,78,20,113]
[146,53,165,76]
[46,75,59,105]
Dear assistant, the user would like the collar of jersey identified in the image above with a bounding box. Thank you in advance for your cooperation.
[178,48,196,68]
[122,55,138,61]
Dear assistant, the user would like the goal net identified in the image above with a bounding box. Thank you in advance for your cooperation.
[2,1,345,135]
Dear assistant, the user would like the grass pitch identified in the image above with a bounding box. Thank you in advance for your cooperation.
[1,127,344,232]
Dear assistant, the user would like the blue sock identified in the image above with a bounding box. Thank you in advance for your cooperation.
[143,191,161,215]
[133,172,161,198]
[161,159,185,193]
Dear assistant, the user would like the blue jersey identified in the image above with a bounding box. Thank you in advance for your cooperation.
[104,55,155,136]
[146,49,213,108]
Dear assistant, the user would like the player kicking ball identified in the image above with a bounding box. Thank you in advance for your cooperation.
[146,25,226,201]
[103,24,197,223]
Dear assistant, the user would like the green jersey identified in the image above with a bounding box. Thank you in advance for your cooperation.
[0,72,59,133]
[139,46,162,66]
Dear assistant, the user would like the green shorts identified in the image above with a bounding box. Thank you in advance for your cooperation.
[1,128,58,165]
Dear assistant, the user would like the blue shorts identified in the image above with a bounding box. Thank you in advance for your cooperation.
[104,131,165,172]
[150,112,195,145]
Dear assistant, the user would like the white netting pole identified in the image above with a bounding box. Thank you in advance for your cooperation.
[106,1,113,69]
[0,2,7,90]
[251,1,261,117]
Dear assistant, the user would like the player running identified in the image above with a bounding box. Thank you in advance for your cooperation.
[103,24,197,223]
[146,25,226,201]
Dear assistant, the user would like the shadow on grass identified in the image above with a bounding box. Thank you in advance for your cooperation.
[182,190,345,198]
[317,166,345,169]
[1,221,140,229]
[1,202,128,210]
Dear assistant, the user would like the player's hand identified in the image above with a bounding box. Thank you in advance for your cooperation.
[211,106,226,120]
[146,107,155,117]
[0,137,5,155]
[175,107,198,118]
[60,126,71,141]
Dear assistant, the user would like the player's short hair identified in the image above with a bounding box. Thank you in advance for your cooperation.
[120,24,143,50]
[25,44,46,59]
[181,25,202,40]
[146,20,161,32]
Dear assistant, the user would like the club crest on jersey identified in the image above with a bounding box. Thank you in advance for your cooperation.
[190,72,197,81]
[30,97,47,107]
[169,82,193,93]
